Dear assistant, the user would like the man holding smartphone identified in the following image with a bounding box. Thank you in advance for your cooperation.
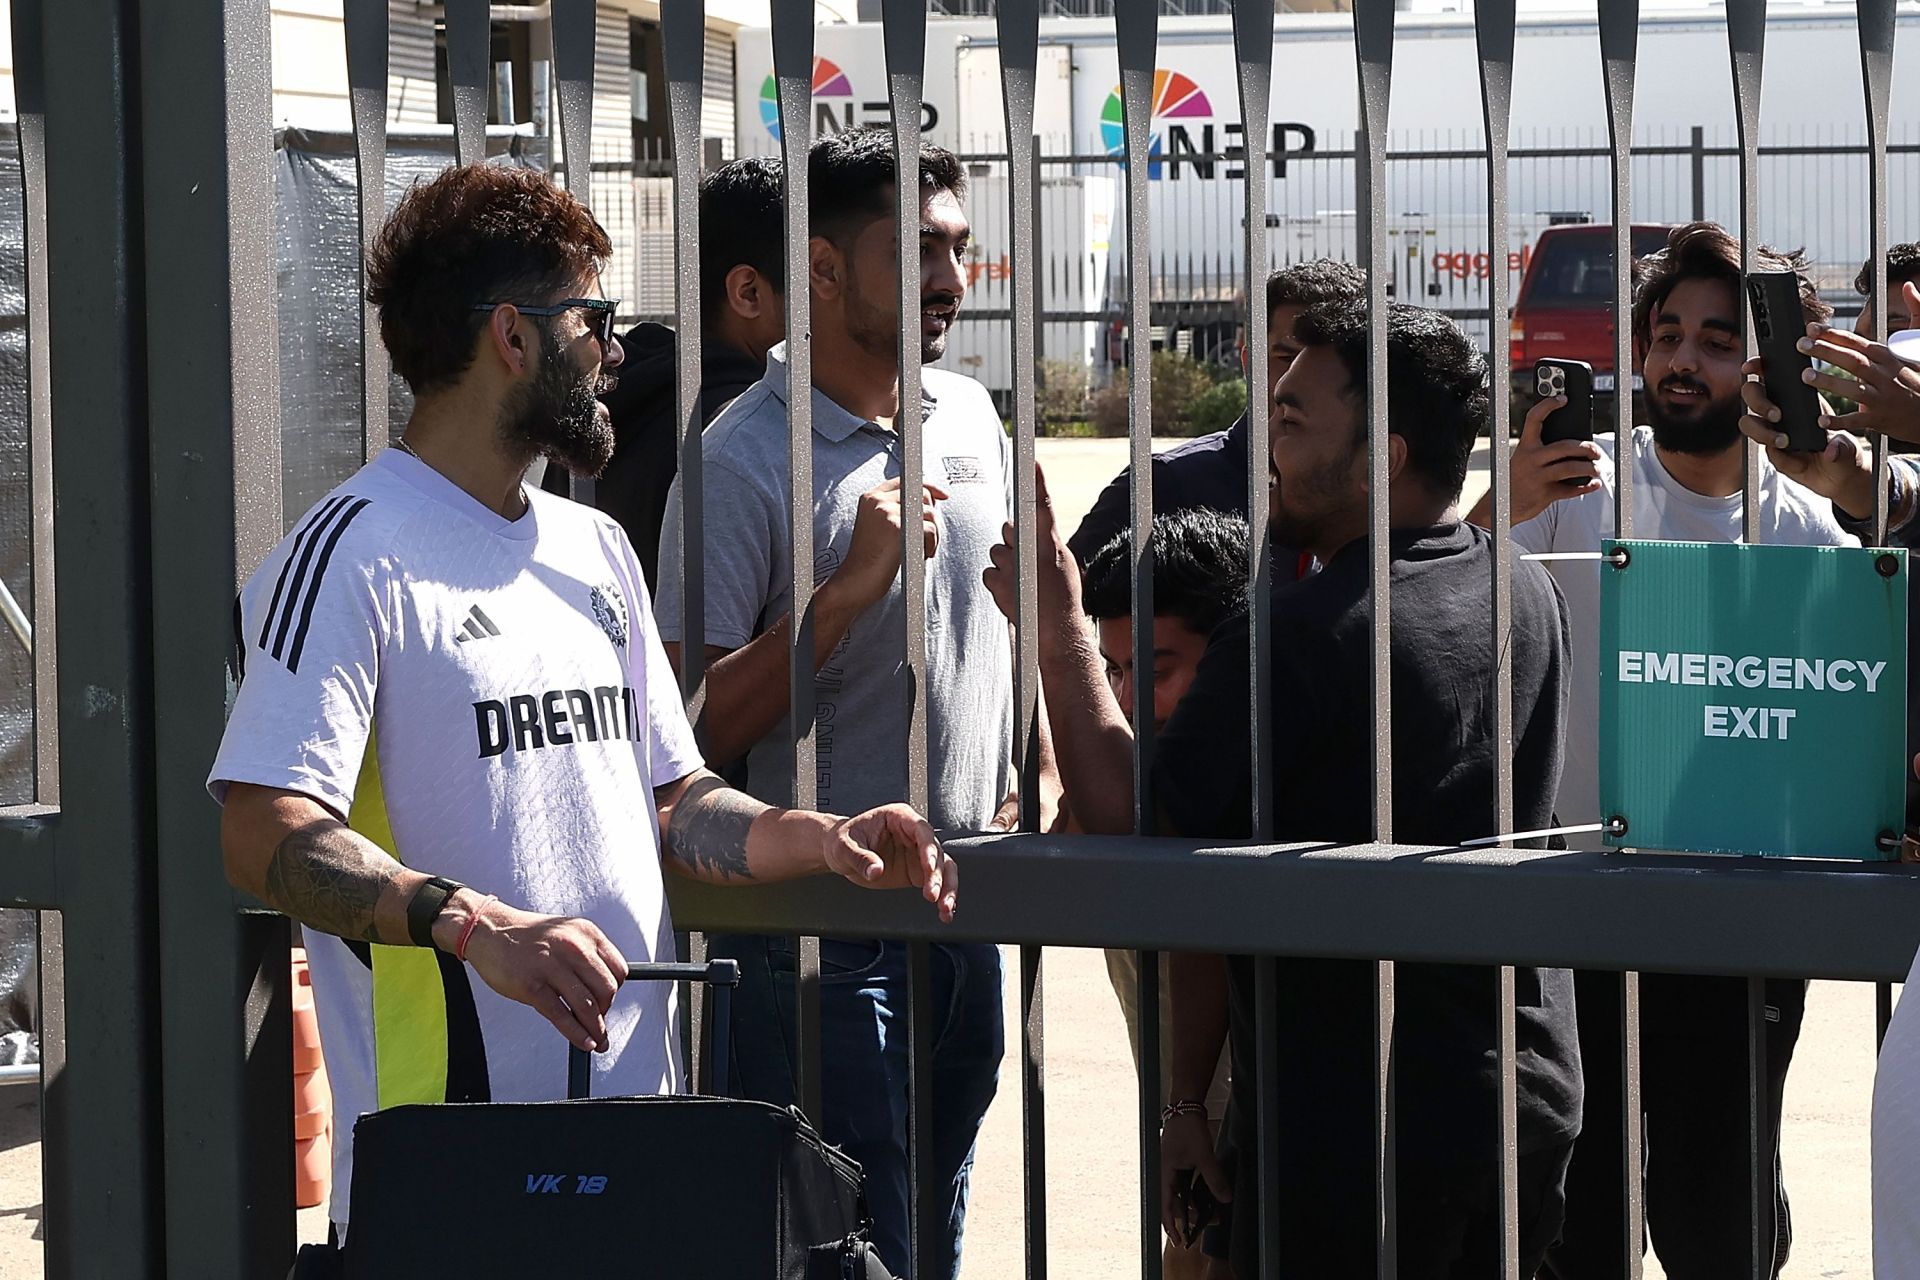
[1469,221,1854,1279]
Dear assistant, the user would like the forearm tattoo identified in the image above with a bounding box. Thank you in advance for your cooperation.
[660,771,767,883]
[262,822,399,943]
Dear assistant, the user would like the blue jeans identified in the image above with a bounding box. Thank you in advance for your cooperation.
[709,935,1004,1280]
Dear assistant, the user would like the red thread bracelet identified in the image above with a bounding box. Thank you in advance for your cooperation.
[454,894,496,963]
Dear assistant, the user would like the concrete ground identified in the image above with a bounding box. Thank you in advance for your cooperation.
[0,437,1884,1277]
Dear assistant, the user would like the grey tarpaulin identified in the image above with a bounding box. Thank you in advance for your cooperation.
[273,126,545,523]
[0,122,38,1068]
[0,128,550,1060]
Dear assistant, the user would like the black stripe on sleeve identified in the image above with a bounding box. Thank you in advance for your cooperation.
[269,496,359,661]
[285,498,371,675]
[258,495,348,651]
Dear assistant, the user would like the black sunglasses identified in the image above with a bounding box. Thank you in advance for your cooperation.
[471,297,619,348]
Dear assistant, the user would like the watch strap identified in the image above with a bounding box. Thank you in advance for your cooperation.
[406,876,465,948]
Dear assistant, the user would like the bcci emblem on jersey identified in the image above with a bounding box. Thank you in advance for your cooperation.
[590,583,628,649]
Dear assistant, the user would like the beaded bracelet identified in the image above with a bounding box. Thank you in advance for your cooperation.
[1160,1099,1208,1126]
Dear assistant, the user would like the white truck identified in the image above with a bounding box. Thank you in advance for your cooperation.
[726,7,1920,400]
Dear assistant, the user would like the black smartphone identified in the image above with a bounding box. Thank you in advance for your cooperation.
[1746,270,1829,452]
[1171,1167,1220,1247]
[1534,359,1594,445]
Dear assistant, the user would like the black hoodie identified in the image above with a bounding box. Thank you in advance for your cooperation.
[592,321,766,590]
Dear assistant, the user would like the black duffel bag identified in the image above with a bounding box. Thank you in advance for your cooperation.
[337,961,890,1280]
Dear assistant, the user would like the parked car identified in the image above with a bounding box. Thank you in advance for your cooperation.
[1510,222,1676,402]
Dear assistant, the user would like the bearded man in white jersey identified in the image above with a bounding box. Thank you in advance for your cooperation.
[1468,221,1856,1279]
[207,165,958,1247]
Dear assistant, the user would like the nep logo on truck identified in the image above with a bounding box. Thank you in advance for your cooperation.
[759,55,938,141]
[1100,66,1315,181]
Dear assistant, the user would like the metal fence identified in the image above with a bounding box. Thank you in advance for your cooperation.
[0,1,1918,1278]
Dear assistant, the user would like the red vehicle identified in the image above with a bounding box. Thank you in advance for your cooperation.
[1510,222,1676,398]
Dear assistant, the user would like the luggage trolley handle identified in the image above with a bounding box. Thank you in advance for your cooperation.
[567,959,741,1100]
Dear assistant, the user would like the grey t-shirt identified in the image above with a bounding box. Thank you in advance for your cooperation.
[655,342,1015,830]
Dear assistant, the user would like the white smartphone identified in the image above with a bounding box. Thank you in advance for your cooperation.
[1888,328,1920,365]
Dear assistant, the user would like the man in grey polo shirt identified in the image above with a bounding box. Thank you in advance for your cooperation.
[655,129,1014,1280]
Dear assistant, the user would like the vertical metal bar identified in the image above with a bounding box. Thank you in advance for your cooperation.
[881,0,927,815]
[1474,4,1520,1270]
[998,10,1047,1276]
[1233,0,1275,846]
[999,0,1040,834]
[1138,950,1162,1280]
[549,0,599,509]
[1114,0,1157,822]
[38,0,164,1270]
[1599,0,1638,543]
[1880,981,1896,1052]
[1354,5,1397,1273]
[1020,944,1048,1280]
[1859,0,1895,545]
[1746,976,1771,1278]
[879,14,933,1272]
[1727,0,1764,544]
[1621,970,1645,1276]
[343,0,389,462]
[1724,10,1771,1274]
[1598,8,1647,1257]
[1691,125,1708,223]
[445,0,490,168]
[661,0,707,711]
[142,0,290,1270]
[907,938,937,1280]
[13,0,56,799]
[551,0,596,213]
[1254,957,1282,1278]
[770,0,822,1128]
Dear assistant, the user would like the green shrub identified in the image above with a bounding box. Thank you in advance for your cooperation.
[1036,358,1092,424]
[1184,377,1249,439]
[1086,351,1220,437]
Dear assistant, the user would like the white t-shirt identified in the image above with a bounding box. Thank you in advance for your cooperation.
[1875,953,1920,1272]
[207,449,703,1225]
[1511,427,1858,829]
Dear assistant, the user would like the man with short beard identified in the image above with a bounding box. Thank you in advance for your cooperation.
[655,128,1016,1280]
[207,165,962,1251]
[1468,220,1855,1279]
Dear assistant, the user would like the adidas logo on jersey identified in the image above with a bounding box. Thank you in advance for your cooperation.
[455,604,502,644]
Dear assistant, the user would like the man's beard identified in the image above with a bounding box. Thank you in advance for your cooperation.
[1267,452,1358,552]
[1645,374,1743,456]
[845,267,956,364]
[500,336,616,477]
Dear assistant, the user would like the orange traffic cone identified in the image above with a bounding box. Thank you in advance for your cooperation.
[292,949,332,1211]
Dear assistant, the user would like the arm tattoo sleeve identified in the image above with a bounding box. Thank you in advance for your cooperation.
[660,771,769,883]
[262,822,400,944]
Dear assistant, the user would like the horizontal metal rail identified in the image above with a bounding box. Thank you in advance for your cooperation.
[671,834,1920,983]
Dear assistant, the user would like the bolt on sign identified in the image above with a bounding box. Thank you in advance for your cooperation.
[1599,540,1908,860]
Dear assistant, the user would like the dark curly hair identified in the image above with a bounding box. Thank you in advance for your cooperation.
[808,127,967,248]
[1294,300,1490,502]
[365,164,613,394]
[1631,220,1831,348]
[1266,259,1366,317]
[1855,243,1920,298]
[1082,508,1251,637]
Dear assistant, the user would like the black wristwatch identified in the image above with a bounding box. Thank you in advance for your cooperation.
[406,876,466,949]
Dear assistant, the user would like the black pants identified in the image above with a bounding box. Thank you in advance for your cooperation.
[1541,971,1806,1280]
[1229,1137,1576,1278]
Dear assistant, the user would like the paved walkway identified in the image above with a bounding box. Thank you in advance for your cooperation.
[0,437,1885,1277]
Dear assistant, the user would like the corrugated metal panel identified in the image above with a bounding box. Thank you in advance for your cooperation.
[703,23,734,159]
[386,0,436,126]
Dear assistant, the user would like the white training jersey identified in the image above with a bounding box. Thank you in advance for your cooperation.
[208,448,703,1226]
[1876,952,1920,1275]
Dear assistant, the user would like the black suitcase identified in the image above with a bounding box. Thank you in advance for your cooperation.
[338,960,891,1279]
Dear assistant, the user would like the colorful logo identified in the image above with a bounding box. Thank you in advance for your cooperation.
[760,56,855,141]
[1101,69,1213,179]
